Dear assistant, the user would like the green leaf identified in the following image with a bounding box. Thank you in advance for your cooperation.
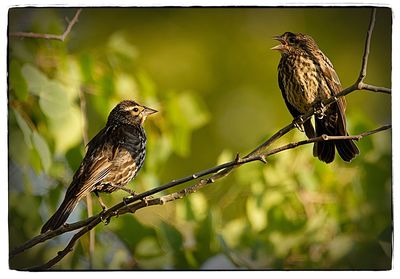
[9,60,28,100]
[79,53,94,84]
[21,64,48,95]
[246,195,267,232]
[32,131,52,172]
[165,91,210,156]
[39,80,70,118]
[178,92,210,129]
[9,129,30,166]
[48,105,82,154]
[136,70,156,98]
[13,109,32,148]
[107,32,138,61]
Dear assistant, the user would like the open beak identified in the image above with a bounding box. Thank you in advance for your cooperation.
[271,35,285,52]
[142,106,158,116]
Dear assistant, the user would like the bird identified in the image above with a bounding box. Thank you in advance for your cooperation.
[271,32,359,163]
[41,100,157,233]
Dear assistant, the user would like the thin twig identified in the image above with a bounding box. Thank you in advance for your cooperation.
[9,9,82,41]
[264,124,391,157]
[359,83,391,94]
[358,8,376,83]
[29,218,102,270]
[9,216,97,258]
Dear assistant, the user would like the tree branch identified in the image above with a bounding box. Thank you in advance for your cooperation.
[9,9,82,41]
[358,8,376,84]
[24,123,391,270]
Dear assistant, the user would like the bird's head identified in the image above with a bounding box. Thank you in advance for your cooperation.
[271,32,318,55]
[108,100,158,126]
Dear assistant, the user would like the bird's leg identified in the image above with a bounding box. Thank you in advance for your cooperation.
[122,193,152,214]
[112,185,137,196]
[292,115,305,132]
[94,191,108,212]
[314,101,327,120]
[122,195,139,214]
[95,192,111,225]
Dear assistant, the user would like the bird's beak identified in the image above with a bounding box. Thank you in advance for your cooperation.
[142,106,158,116]
[271,35,285,52]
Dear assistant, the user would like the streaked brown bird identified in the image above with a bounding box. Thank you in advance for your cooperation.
[41,100,157,233]
[271,32,359,163]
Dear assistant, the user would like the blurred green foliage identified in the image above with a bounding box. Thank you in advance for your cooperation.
[8,7,391,270]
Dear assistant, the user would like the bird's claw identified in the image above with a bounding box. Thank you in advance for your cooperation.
[141,195,152,206]
[100,211,111,225]
[123,194,138,213]
[293,116,305,132]
[314,102,327,120]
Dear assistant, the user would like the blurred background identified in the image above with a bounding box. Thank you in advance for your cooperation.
[8,7,391,270]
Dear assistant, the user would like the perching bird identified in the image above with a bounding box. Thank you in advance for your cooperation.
[271,32,359,163]
[41,100,157,233]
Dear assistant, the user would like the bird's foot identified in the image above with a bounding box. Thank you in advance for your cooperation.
[120,186,136,196]
[141,195,153,206]
[293,116,305,132]
[122,193,138,213]
[100,211,111,225]
[314,102,327,120]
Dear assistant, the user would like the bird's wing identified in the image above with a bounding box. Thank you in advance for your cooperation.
[70,127,117,198]
[319,52,347,107]
[318,51,348,135]
[74,152,113,197]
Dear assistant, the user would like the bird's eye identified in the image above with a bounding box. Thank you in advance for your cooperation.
[288,37,296,44]
[132,107,139,113]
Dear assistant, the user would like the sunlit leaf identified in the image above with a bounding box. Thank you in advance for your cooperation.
[9,60,28,100]
[246,195,266,232]
[13,109,32,148]
[135,237,163,258]
[115,73,140,100]
[108,32,138,61]
[9,129,30,165]
[136,70,156,98]
[165,91,210,156]
[39,80,70,118]
[327,235,354,261]
[48,105,82,154]
[32,131,52,172]
[21,63,48,95]
[178,92,210,129]
[220,218,246,246]
[79,53,94,83]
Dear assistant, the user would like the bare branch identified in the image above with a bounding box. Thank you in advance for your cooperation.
[264,124,391,157]
[9,9,82,41]
[359,83,391,94]
[29,218,102,270]
[358,8,376,83]
[9,216,96,258]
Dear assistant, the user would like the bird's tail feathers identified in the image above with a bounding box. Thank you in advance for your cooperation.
[41,196,80,233]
